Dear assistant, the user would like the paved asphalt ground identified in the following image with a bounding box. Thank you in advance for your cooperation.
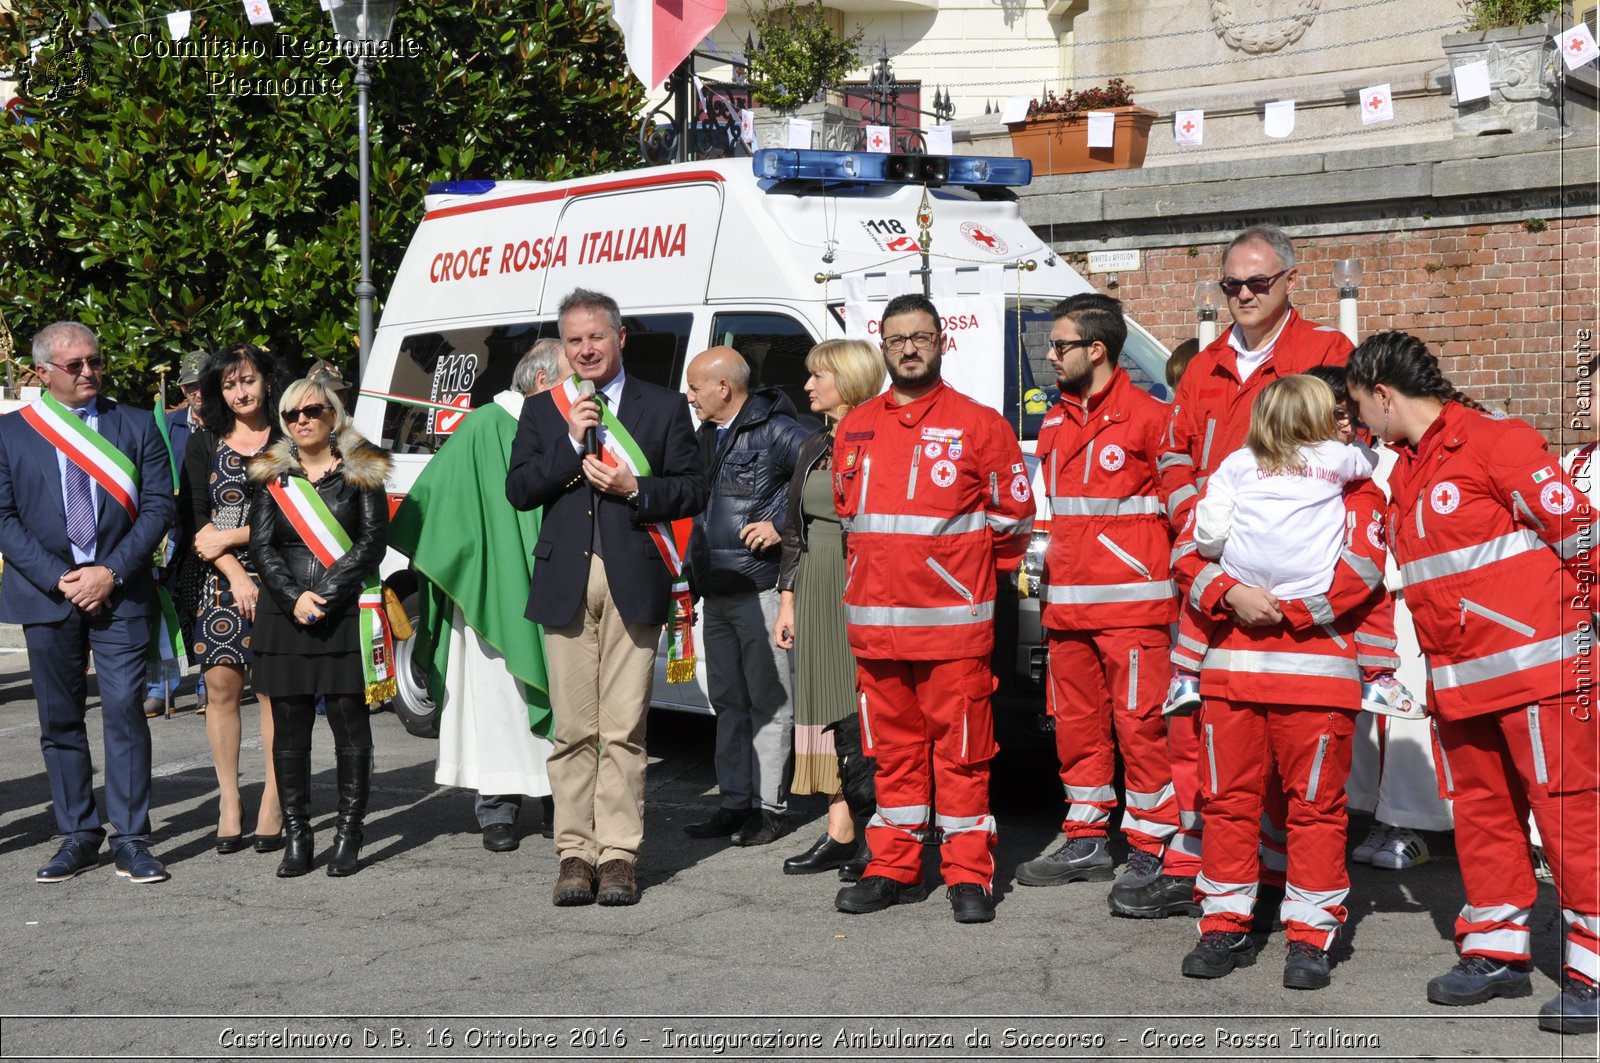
[0,622,1595,1063]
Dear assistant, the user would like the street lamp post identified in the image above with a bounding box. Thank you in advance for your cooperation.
[327,0,399,379]
[1333,258,1363,345]
[1193,279,1224,347]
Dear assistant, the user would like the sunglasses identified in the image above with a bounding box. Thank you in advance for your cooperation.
[281,403,330,425]
[46,357,105,376]
[1048,339,1094,356]
[1218,269,1290,298]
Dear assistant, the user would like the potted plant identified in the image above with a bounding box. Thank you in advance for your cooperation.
[744,0,863,149]
[1441,0,1562,135]
[1006,78,1157,176]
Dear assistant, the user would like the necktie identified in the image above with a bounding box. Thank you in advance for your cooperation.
[64,410,97,557]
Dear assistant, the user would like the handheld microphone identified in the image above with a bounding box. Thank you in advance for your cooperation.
[576,379,600,455]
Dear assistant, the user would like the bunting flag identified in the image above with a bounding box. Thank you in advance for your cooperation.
[243,0,273,26]
[1360,83,1394,125]
[610,0,727,91]
[167,10,192,40]
[1174,109,1204,147]
[1558,24,1600,70]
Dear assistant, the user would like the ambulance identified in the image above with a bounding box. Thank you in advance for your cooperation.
[350,150,1172,743]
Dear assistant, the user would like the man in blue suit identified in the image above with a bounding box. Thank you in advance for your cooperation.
[0,321,177,883]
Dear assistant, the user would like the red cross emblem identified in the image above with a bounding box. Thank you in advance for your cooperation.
[1570,35,1588,53]
[1368,95,1384,110]
[968,227,996,248]
[250,2,265,14]
[1181,120,1195,134]
[870,131,886,148]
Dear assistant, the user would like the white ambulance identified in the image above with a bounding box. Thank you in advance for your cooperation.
[351,151,1172,743]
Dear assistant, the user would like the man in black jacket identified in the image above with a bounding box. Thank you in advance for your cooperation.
[683,347,809,846]
[506,289,707,907]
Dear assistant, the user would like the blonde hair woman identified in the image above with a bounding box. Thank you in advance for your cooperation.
[772,339,886,879]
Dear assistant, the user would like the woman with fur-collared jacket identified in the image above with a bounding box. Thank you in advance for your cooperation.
[248,378,391,879]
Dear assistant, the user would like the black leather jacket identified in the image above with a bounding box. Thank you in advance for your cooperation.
[687,387,809,596]
[776,426,837,593]
[247,432,391,618]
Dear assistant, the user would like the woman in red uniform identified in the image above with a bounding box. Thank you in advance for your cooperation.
[1347,331,1597,1036]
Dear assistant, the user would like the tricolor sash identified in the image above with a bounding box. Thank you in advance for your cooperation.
[148,584,188,675]
[266,475,397,705]
[552,377,698,682]
[22,394,140,520]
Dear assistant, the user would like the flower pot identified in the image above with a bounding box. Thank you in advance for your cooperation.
[1441,22,1558,136]
[1006,106,1157,176]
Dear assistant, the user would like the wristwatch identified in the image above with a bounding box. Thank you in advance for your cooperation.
[625,488,640,503]
[108,568,124,589]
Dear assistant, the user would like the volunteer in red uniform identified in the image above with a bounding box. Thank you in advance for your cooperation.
[832,293,1033,925]
[1348,331,1598,1036]
[1160,225,1352,893]
[1016,293,1186,915]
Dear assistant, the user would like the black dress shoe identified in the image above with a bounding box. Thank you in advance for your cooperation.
[683,806,749,838]
[732,810,790,847]
[947,883,995,924]
[835,875,930,914]
[36,839,100,882]
[215,834,248,854]
[113,842,170,884]
[783,833,856,874]
[482,823,519,852]
[253,832,285,854]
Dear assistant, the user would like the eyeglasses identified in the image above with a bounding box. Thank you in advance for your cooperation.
[45,357,105,376]
[882,331,940,352]
[1218,269,1290,298]
[281,403,330,425]
[1048,339,1094,356]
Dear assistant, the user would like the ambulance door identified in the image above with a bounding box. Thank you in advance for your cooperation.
[707,311,823,432]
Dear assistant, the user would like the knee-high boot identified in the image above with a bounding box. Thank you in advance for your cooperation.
[274,751,314,878]
[326,747,372,877]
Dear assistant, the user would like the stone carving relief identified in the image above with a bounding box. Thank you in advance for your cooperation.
[1210,0,1323,54]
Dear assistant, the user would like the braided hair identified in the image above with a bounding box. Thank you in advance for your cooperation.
[1344,331,1488,413]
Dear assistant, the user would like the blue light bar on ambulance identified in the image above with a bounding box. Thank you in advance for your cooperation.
[427,180,498,195]
[753,149,1032,188]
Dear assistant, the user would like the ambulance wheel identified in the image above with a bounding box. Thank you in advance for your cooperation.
[390,593,438,739]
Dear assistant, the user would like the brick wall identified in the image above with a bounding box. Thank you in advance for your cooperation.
[1084,217,1599,446]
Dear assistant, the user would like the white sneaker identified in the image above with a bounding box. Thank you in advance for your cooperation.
[1352,823,1391,864]
[1162,675,1202,717]
[1372,827,1429,869]
[1361,675,1426,720]
[1531,845,1554,882]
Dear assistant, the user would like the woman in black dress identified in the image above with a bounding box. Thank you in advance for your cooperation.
[183,344,284,853]
[249,378,392,877]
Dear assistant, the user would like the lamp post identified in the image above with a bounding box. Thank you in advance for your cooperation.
[327,0,399,379]
[1333,258,1363,345]
[1193,279,1224,347]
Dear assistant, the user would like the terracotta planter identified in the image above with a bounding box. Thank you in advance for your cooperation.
[1007,106,1157,175]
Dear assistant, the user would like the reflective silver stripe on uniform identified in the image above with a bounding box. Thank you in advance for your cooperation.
[1066,784,1117,804]
[990,470,999,507]
[1527,704,1548,786]
[1459,904,1532,959]
[1169,830,1203,858]
[1568,937,1600,981]
[1171,539,1201,565]
[1356,631,1398,649]
[868,803,930,832]
[1564,909,1600,936]
[1281,884,1349,934]
[926,558,975,604]
[1189,562,1226,611]
[1051,495,1164,517]
[1400,530,1542,587]
[1556,528,1591,559]
[1358,651,1398,668]
[1203,648,1361,681]
[1044,580,1177,605]
[1463,902,1532,926]
[1341,548,1383,591]
[1305,734,1331,803]
[1200,419,1217,470]
[858,453,872,513]
[1167,483,1199,518]
[848,512,988,536]
[1460,598,1537,637]
[1415,496,1425,540]
[1433,719,1455,794]
[1320,624,1348,650]
[1203,723,1220,793]
[1258,815,1287,845]
[987,512,1033,535]
[1177,633,1210,658]
[1431,631,1585,692]
[859,691,873,750]
[1510,489,1545,533]
[1158,451,1194,472]
[1127,782,1175,810]
[907,444,921,499]
[1196,872,1256,918]
[1260,845,1289,874]
[1303,594,1335,626]
[1126,648,1139,713]
[846,601,995,627]
[935,812,995,836]
[1121,811,1178,841]
[1171,648,1204,672]
[1179,809,1204,831]
[1050,449,1058,497]
[1098,532,1153,579]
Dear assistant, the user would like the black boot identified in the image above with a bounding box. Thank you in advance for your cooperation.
[831,716,877,883]
[274,751,314,878]
[325,747,372,877]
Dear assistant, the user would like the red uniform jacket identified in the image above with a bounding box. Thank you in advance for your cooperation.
[1161,310,1352,530]
[1386,403,1596,721]
[834,381,1033,661]
[1035,367,1178,631]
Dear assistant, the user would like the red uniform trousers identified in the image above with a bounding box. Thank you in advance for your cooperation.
[1436,697,1600,986]
[856,656,998,889]
[1196,699,1356,949]
[1046,626,1177,856]
[1165,707,1290,887]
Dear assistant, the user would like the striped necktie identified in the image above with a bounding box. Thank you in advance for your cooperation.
[64,409,97,557]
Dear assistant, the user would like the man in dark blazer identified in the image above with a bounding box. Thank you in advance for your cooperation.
[0,322,177,883]
[507,288,706,908]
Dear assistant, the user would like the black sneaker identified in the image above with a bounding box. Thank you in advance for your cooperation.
[1426,955,1533,1006]
[1015,836,1113,886]
[947,883,995,924]
[1538,974,1599,1035]
[835,875,930,914]
[1108,870,1199,919]
[1282,940,1331,990]
[1181,931,1256,979]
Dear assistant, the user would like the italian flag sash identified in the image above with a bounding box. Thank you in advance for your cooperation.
[147,584,188,674]
[552,377,697,682]
[21,393,140,519]
[266,475,397,705]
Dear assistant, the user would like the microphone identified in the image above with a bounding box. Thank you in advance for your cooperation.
[576,379,599,455]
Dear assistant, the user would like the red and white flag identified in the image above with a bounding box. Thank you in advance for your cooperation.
[1174,109,1203,147]
[1360,83,1394,125]
[1557,24,1600,71]
[611,0,727,91]
[243,0,274,26]
[864,125,891,153]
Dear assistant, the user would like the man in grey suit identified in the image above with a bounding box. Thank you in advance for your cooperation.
[0,322,176,883]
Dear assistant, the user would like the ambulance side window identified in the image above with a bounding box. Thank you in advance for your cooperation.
[618,313,693,391]
[710,313,819,428]
[382,321,554,454]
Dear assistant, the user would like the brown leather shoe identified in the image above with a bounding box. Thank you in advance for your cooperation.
[552,857,597,907]
[596,859,639,906]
